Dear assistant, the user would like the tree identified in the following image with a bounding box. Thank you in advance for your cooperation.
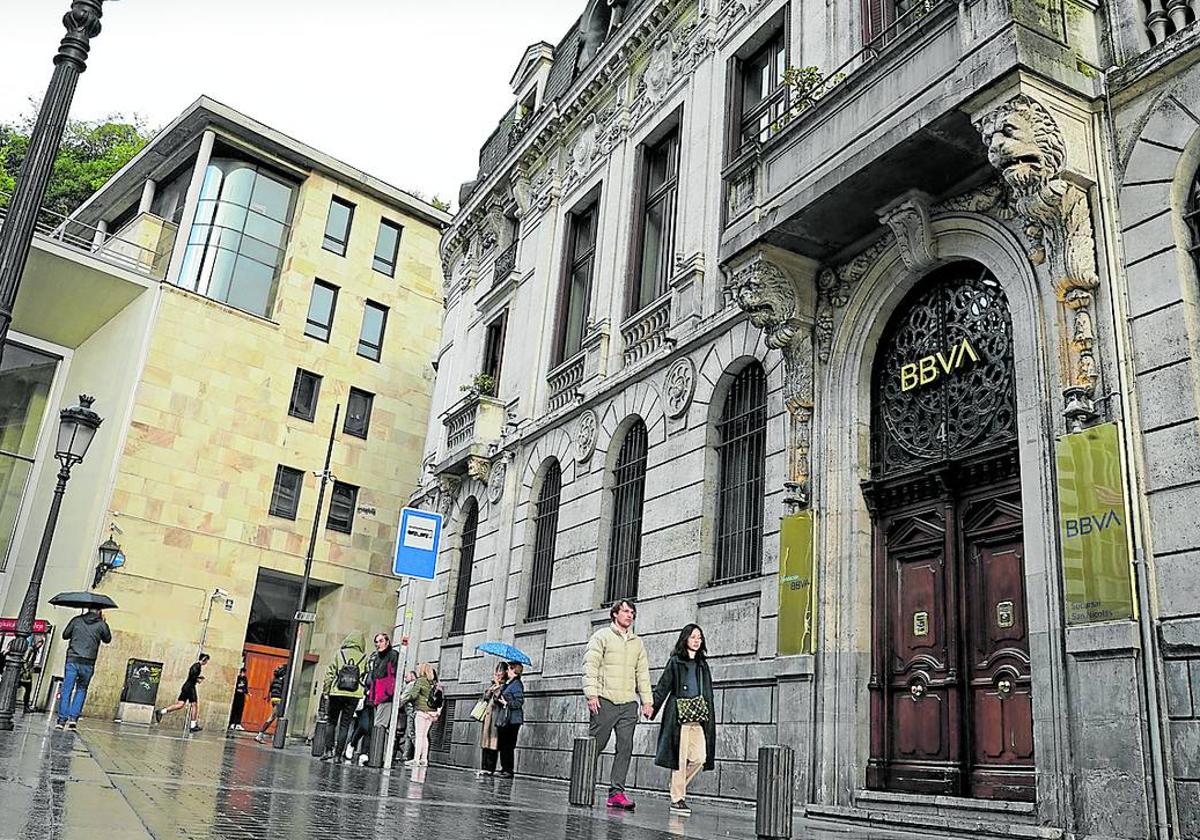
[0,109,151,221]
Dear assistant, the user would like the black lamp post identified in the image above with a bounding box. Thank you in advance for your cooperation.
[0,395,102,731]
[0,1,111,367]
[92,535,121,588]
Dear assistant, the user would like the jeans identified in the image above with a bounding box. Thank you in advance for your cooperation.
[58,660,94,723]
[589,699,638,794]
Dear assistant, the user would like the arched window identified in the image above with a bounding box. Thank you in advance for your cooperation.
[606,420,648,605]
[449,498,479,636]
[1187,167,1200,271]
[526,460,562,622]
[714,363,768,583]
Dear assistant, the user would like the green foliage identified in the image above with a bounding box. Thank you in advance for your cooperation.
[0,109,151,216]
[460,372,496,398]
[430,195,452,213]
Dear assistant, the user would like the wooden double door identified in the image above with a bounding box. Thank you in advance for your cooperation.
[867,476,1035,801]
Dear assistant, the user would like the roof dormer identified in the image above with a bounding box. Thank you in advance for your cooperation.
[510,41,556,117]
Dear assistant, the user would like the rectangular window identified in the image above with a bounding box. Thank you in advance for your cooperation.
[733,29,786,155]
[288,369,321,421]
[556,201,599,363]
[344,388,374,439]
[482,310,508,391]
[304,280,338,342]
[357,301,389,361]
[323,196,355,256]
[269,465,304,520]
[327,481,358,534]
[373,219,403,276]
[631,127,680,314]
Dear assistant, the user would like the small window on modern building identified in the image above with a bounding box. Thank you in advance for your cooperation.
[732,26,786,156]
[358,301,388,361]
[631,126,680,314]
[269,465,304,520]
[605,419,648,605]
[556,199,600,363]
[323,196,356,256]
[373,219,403,276]
[450,497,480,636]
[1187,166,1200,271]
[713,362,768,584]
[526,459,562,622]
[482,310,508,392]
[327,481,359,534]
[344,388,374,439]
[288,369,322,422]
[304,280,338,342]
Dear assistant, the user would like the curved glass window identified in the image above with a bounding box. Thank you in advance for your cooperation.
[177,158,296,318]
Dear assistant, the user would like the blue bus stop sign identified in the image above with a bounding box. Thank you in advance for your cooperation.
[393,507,442,580]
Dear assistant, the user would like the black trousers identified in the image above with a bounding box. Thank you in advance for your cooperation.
[481,747,498,772]
[497,724,521,774]
[327,696,358,756]
[350,704,373,752]
[228,692,245,726]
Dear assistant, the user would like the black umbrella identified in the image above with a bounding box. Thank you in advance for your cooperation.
[49,591,118,610]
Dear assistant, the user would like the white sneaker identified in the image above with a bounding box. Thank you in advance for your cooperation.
[358,754,368,766]
[344,744,354,760]
[255,733,265,744]
[404,759,419,767]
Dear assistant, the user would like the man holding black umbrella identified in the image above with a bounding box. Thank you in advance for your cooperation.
[56,607,111,730]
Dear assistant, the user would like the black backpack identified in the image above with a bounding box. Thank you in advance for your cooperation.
[428,683,444,711]
[336,654,361,692]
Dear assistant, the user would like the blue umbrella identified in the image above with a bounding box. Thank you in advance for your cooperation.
[476,641,532,666]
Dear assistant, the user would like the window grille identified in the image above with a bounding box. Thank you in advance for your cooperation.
[605,421,648,605]
[431,699,456,753]
[714,363,768,584]
[527,460,562,621]
[1186,167,1200,271]
[449,500,479,635]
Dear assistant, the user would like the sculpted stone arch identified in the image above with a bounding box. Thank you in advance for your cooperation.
[592,381,667,471]
[813,214,1070,820]
[520,428,577,496]
[692,317,778,420]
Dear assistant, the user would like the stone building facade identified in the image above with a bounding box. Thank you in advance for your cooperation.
[410,1,1198,838]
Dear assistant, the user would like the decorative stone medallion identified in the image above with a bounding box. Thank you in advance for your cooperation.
[487,459,507,504]
[664,358,696,418]
[575,410,599,462]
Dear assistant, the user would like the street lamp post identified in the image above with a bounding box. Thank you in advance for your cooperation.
[0,1,111,366]
[0,395,102,730]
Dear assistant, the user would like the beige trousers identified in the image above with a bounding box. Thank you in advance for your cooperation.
[670,723,706,802]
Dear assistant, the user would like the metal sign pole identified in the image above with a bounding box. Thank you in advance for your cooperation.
[385,579,410,770]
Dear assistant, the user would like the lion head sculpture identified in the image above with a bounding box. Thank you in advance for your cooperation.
[727,258,801,350]
[974,95,1066,198]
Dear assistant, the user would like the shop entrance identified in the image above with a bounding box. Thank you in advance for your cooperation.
[864,262,1035,802]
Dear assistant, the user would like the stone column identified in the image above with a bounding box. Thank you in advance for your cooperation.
[164,129,215,289]
[137,178,157,215]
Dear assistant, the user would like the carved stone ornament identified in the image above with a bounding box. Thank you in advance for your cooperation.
[487,459,507,503]
[480,203,506,252]
[878,190,937,272]
[467,455,491,484]
[975,93,1102,426]
[664,358,696,418]
[813,234,894,363]
[510,165,532,218]
[437,475,461,516]
[575,409,599,462]
[726,254,814,508]
[568,116,602,188]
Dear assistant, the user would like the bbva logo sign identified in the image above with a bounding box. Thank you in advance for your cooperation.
[899,339,981,392]
[1063,510,1122,539]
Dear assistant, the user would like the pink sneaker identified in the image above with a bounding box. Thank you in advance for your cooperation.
[606,792,635,810]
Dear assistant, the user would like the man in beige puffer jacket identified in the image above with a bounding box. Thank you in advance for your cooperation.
[582,599,653,810]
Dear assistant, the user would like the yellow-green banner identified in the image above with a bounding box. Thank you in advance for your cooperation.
[778,511,816,655]
[1055,422,1135,625]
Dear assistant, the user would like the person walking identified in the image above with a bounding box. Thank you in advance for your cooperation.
[651,624,716,816]
[476,661,507,777]
[56,608,112,730]
[227,667,248,731]
[322,632,367,763]
[155,653,209,732]
[18,636,43,712]
[583,599,653,810]
[255,664,288,743]
[495,662,525,779]
[400,670,417,761]
[405,662,441,767]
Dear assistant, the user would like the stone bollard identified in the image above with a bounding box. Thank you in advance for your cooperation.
[755,745,795,840]
[568,736,597,807]
[368,724,388,768]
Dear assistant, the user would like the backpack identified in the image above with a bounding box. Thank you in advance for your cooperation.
[336,654,361,692]
[428,683,444,711]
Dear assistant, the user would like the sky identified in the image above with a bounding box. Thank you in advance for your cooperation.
[0,1,585,209]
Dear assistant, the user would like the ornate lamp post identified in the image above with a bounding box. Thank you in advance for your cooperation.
[0,1,112,366]
[0,395,102,730]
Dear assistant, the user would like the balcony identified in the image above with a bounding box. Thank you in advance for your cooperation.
[547,352,585,412]
[438,393,507,475]
[493,241,518,286]
[621,293,671,367]
[719,0,1103,263]
[1142,0,1197,47]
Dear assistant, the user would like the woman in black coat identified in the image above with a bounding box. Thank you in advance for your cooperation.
[651,624,716,816]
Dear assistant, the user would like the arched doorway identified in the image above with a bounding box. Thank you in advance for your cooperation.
[863,261,1035,802]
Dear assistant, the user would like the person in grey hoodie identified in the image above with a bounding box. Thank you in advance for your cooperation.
[56,608,112,730]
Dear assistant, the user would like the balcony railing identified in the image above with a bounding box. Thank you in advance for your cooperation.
[494,241,518,285]
[0,191,168,278]
[445,399,479,450]
[621,294,671,367]
[1142,0,1197,46]
[547,352,585,412]
[441,393,507,463]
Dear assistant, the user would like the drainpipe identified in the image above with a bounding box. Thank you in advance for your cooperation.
[1097,64,1173,840]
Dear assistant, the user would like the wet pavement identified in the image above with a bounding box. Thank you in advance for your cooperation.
[0,713,927,839]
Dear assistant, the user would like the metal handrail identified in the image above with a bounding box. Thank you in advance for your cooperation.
[0,190,162,276]
[735,0,949,158]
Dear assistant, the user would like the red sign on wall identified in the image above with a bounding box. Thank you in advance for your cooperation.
[0,619,50,634]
